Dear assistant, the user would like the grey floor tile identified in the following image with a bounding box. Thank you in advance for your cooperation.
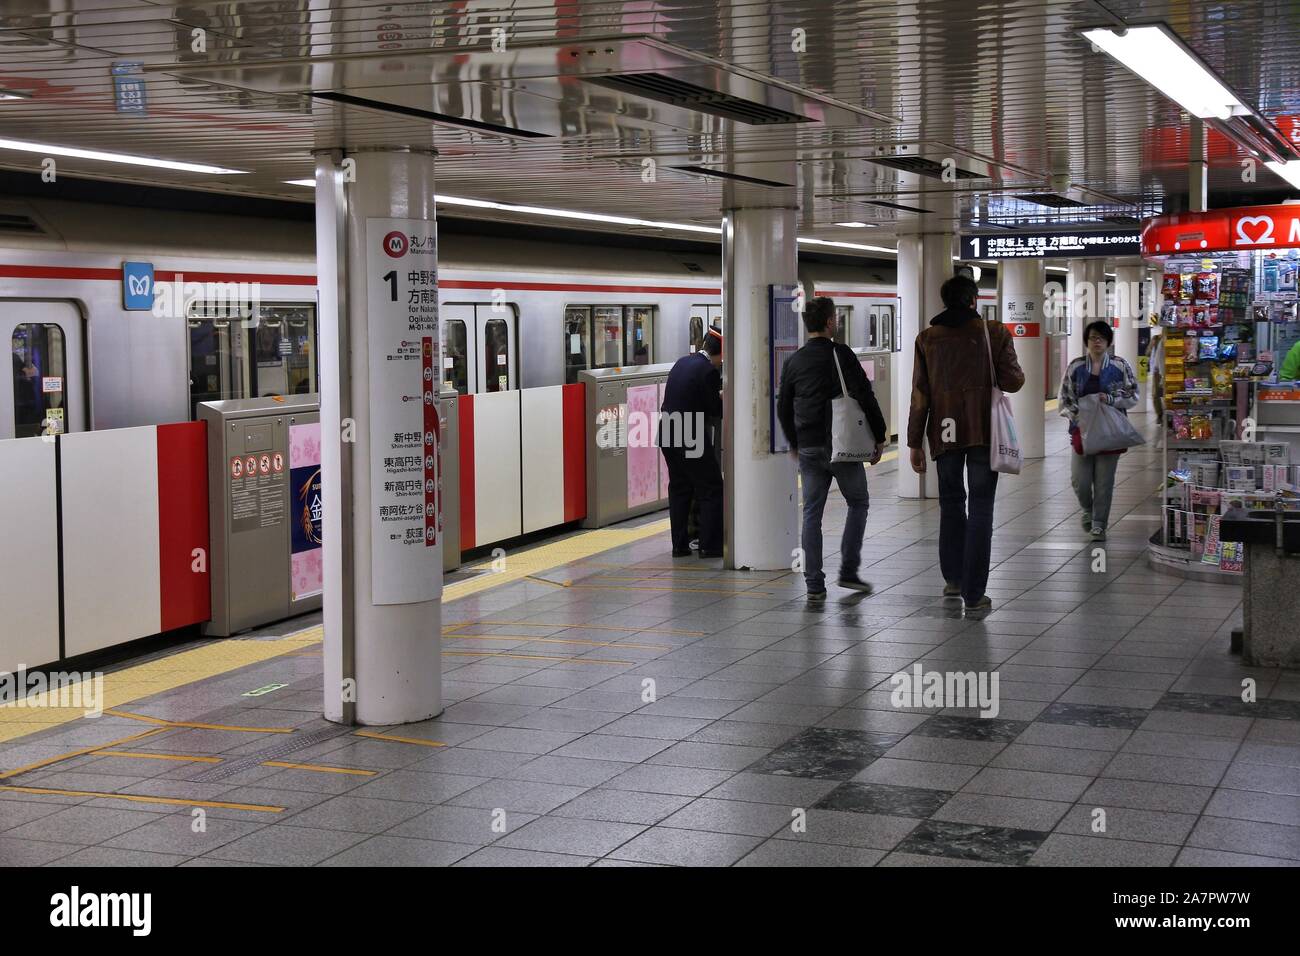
[736,839,886,867]
[895,819,1047,865]
[989,743,1113,776]
[962,766,1093,802]
[1174,847,1297,867]
[1186,816,1300,862]
[659,798,791,838]
[814,781,951,818]
[1220,762,1300,797]
[454,846,596,866]
[1053,804,1197,845]
[385,804,536,845]
[550,789,693,825]
[280,795,429,834]
[877,851,1007,867]
[497,816,646,856]
[932,792,1072,831]
[1030,833,1179,867]
[0,836,81,865]
[506,755,633,787]
[602,765,735,797]
[346,770,488,804]
[608,826,763,866]
[1081,778,1213,815]
[703,771,839,807]
[1204,788,1300,827]
[203,824,368,865]
[1101,752,1229,787]
[101,814,266,856]
[689,721,802,749]
[459,727,582,755]
[446,779,588,814]
[549,734,675,763]
[786,808,918,850]
[883,735,1006,767]
[647,741,772,772]
[45,846,188,867]
[317,835,478,867]
[852,758,980,792]
[5,805,157,845]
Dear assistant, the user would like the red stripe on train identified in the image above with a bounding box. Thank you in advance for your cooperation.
[156,422,211,631]
[459,397,476,551]
[561,383,586,523]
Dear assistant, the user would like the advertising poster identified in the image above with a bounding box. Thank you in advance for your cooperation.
[366,218,441,605]
[626,383,659,507]
[289,421,322,601]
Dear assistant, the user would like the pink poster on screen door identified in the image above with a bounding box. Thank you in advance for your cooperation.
[658,383,670,497]
[627,384,660,507]
[289,422,323,601]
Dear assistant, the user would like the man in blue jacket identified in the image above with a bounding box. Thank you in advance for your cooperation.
[778,297,886,601]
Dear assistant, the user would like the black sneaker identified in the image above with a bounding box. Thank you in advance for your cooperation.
[807,589,827,603]
[698,549,723,559]
[837,574,873,594]
[943,582,962,598]
[964,595,992,613]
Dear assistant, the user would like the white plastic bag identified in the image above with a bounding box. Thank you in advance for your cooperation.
[830,347,878,463]
[982,321,1022,475]
[1077,392,1145,455]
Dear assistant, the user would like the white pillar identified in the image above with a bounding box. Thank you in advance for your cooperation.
[998,258,1046,460]
[1113,264,1143,365]
[895,233,949,498]
[1068,259,1105,362]
[316,149,442,725]
[721,206,799,571]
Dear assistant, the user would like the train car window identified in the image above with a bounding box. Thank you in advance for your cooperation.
[627,306,654,365]
[483,317,510,392]
[834,305,851,345]
[591,306,624,369]
[688,313,704,353]
[10,322,66,438]
[879,304,897,352]
[564,306,590,384]
[187,302,316,417]
[982,304,998,324]
[444,318,469,394]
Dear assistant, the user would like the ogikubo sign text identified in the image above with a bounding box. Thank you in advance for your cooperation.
[1142,203,1300,256]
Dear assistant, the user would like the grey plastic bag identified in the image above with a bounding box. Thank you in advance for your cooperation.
[1077,392,1145,455]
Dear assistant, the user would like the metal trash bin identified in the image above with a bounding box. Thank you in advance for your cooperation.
[1220,506,1300,668]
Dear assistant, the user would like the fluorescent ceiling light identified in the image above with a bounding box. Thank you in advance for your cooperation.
[435,194,721,236]
[0,137,245,174]
[799,237,897,254]
[1081,25,1247,120]
[1266,161,1300,190]
[834,221,875,228]
[284,178,315,187]
[0,90,30,101]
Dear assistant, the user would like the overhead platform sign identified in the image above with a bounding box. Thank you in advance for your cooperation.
[962,230,1140,260]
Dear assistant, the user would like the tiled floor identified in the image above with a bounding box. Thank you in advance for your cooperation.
[2,408,1298,867]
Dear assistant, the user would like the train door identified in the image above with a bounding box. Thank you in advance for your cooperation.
[2,301,86,440]
[626,305,655,365]
[477,304,518,393]
[689,304,723,354]
[867,302,896,351]
[442,303,475,394]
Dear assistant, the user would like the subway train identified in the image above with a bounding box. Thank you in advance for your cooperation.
[0,197,1035,445]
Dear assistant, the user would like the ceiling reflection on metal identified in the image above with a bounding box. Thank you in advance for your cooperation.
[0,1,1295,249]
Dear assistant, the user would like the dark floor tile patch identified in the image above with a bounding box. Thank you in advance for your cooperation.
[1156,692,1300,722]
[814,781,952,818]
[893,819,1047,865]
[747,727,902,781]
[1037,702,1148,730]
[914,715,1029,742]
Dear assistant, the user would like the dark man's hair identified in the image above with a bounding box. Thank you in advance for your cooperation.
[1084,320,1114,346]
[803,296,836,333]
[702,328,722,356]
[940,276,980,311]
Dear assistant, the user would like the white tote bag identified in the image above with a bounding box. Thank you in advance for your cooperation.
[830,346,878,463]
[982,320,1022,475]
[1077,392,1145,455]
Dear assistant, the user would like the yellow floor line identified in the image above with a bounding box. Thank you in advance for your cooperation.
[94,750,222,764]
[261,760,377,776]
[353,730,446,748]
[0,785,284,813]
[0,633,321,744]
[524,574,570,588]
[445,634,670,650]
[0,728,168,780]
[443,518,671,601]
[445,650,632,665]
[103,709,295,734]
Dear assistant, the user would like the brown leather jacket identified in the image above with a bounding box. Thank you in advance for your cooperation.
[906,308,1026,458]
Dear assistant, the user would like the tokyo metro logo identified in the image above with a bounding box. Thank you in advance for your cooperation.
[382,231,408,258]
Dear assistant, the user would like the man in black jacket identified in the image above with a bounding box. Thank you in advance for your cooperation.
[778,297,886,600]
[659,329,723,557]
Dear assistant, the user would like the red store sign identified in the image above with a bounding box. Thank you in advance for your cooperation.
[1142,203,1300,257]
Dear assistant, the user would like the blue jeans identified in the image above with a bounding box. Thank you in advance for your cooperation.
[798,447,869,591]
[935,445,999,605]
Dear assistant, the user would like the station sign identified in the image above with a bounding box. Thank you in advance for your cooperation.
[962,230,1140,260]
[1142,203,1300,257]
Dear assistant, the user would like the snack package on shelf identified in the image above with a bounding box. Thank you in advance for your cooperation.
[1189,414,1215,440]
[1210,363,1234,398]
[1198,336,1220,360]
[1171,411,1190,440]
[1193,272,1219,303]
[1162,272,1182,299]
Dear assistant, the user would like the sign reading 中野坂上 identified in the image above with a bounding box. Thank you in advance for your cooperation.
[366,218,441,605]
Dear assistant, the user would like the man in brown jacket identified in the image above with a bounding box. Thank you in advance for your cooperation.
[907,275,1025,612]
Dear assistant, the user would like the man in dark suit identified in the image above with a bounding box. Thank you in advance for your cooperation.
[659,329,723,557]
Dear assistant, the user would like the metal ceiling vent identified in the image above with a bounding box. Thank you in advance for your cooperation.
[1014,193,1088,208]
[310,91,551,139]
[585,73,812,125]
[0,212,43,234]
[868,154,984,180]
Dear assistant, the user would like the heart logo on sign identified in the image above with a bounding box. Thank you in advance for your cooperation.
[1235,215,1275,246]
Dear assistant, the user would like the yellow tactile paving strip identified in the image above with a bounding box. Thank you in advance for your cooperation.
[441,517,671,601]
[0,633,320,744]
